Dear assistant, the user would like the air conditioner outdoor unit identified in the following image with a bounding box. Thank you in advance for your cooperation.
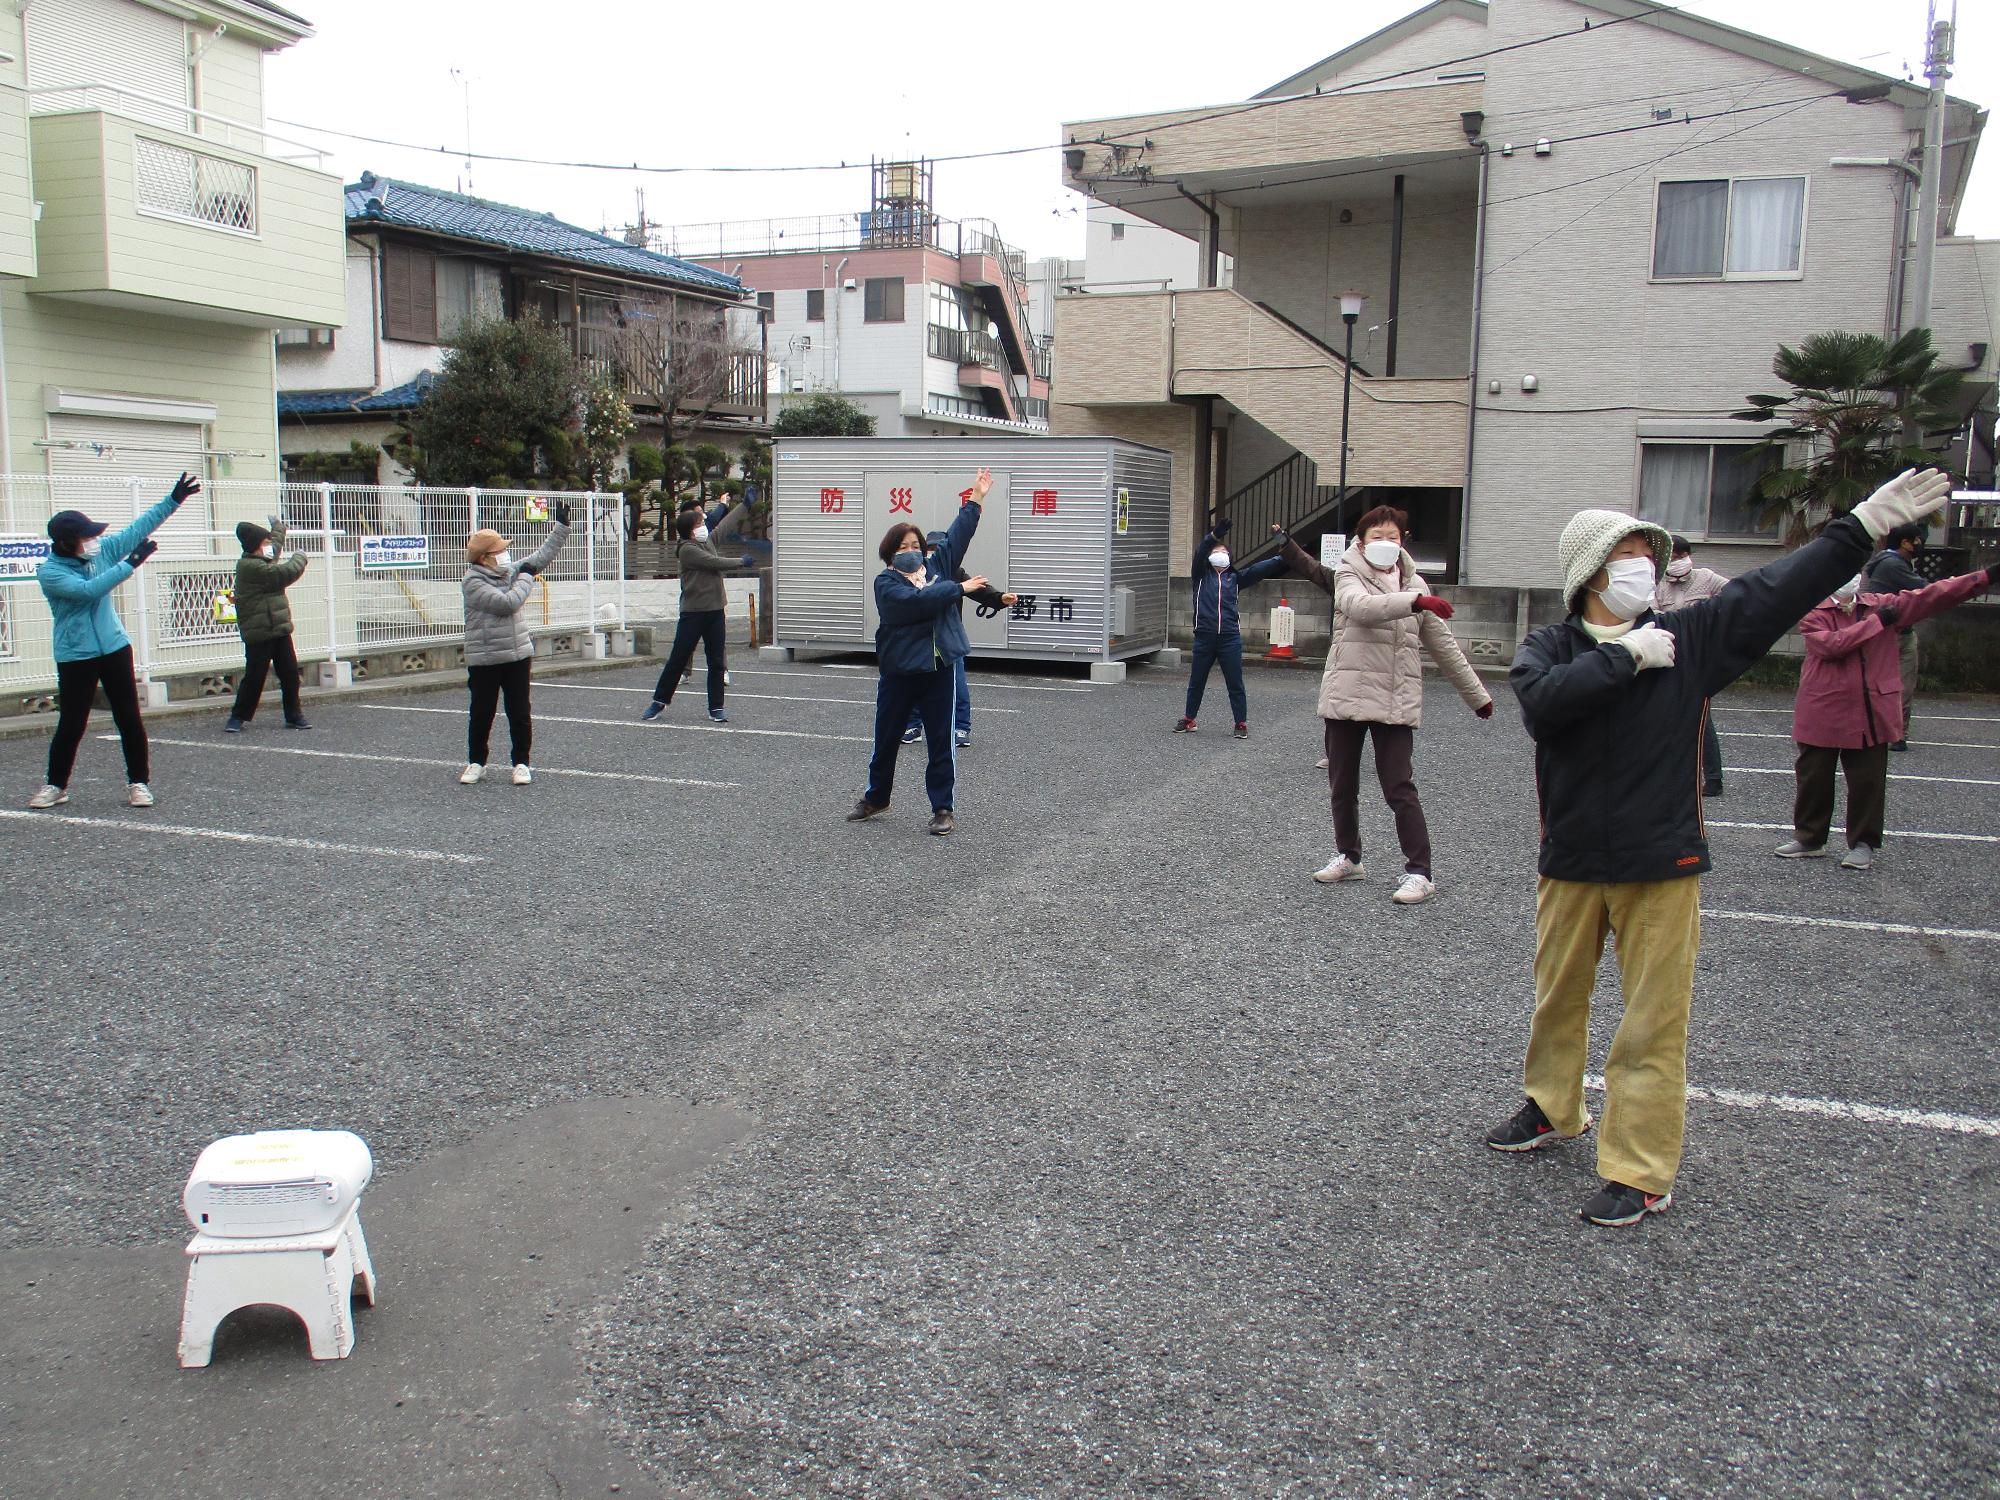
[842,278,857,290]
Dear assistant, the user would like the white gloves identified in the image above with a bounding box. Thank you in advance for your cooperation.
[1850,468,1953,539]
[1615,623,1676,672]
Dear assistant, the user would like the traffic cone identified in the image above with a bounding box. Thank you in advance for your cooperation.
[1267,598,1296,661]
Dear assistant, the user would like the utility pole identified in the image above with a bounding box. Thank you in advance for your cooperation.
[1907,4,1953,333]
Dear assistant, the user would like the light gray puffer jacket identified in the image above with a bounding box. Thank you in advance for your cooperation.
[462,522,569,667]
[1282,535,1488,726]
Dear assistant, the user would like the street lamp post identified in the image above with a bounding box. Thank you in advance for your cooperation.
[1337,291,1365,512]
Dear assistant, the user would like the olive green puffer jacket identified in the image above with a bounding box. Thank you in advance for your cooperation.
[234,525,310,644]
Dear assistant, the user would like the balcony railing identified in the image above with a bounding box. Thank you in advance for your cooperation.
[653,211,1027,271]
[134,136,256,236]
[26,83,328,167]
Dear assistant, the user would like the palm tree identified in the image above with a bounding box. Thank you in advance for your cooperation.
[1734,329,1962,546]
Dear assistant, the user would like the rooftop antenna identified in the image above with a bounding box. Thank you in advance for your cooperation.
[448,68,473,195]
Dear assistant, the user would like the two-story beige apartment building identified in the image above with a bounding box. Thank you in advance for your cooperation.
[1054,0,1995,601]
[0,0,343,542]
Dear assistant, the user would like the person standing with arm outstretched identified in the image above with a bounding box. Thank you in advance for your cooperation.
[1776,561,1998,870]
[1273,507,1491,906]
[642,501,752,723]
[459,502,571,786]
[1862,523,1929,749]
[1484,469,1953,1229]
[225,516,311,733]
[903,529,1016,749]
[847,469,990,835]
[28,473,201,810]
[1176,516,1286,739]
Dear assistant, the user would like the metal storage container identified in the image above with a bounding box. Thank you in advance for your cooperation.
[768,436,1171,675]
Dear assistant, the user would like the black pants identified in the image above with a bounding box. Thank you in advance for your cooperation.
[467,659,533,767]
[651,608,727,711]
[1793,742,1888,850]
[232,635,303,722]
[865,668,956,812]
[1325,719,1431,876]
[1702,704,1724,792]
[50,646,148,788]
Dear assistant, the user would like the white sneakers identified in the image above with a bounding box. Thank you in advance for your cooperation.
[460,763,532,785]
[1314,855,1436,905]
[28,783,152,808]
[1313,854,1365,883]
[1392,873,1436,905]
[1315,756,1330,770]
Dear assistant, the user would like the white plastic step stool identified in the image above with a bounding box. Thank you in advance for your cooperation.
[179,1208,376,1367]
[177,1129,377,1368]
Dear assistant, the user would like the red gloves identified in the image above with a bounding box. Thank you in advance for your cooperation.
[1414,595,1454,619]
[1475,700,1494,719]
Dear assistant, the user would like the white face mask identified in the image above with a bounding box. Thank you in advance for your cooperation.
[1209,551,1230,570]
[1665,557,1693,579]
[78,537,102,560]
[259,543,276,559]
[692,526,710,541]
[1593,556,1656,621]
[1362,539,1401,570]
[493,550,513,570]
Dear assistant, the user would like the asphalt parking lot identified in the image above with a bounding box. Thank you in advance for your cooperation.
[0,653,1994,1498]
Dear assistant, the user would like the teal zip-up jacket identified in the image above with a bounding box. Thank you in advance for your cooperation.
[36,494,180,663]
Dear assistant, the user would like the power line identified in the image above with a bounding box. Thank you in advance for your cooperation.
[271,6,1672,182]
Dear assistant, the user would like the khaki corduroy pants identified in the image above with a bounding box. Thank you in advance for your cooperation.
[1523,875,1701,1195]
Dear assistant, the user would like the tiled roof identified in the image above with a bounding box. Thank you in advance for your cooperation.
[278,370,436,418]
[356,371,437,411]
[346,174,745,295]
[277,388,370,417]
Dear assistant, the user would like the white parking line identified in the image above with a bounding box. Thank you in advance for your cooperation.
[643,666,1094,694]
[1720,730,1997,751]
[540,681,1020,714]
[1584,1074,2000,1139]
[1705,820,2000,845]
[111,736,741,789]
[362,703,872,744]
[0,808,482,864]
[1728,766,2000,788]
[1701,908,2000,943]
[1716,706,2000,725]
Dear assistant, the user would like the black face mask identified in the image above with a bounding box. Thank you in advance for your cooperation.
[891,551,923,574]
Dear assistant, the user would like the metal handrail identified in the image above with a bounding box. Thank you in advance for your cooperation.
[1215,451,1342,563]
[25,83,329,168]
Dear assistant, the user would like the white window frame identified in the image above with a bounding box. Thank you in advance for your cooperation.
[1648,173,1809,284]
[1633,437,1784,544]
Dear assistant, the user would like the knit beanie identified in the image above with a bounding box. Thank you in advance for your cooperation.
[236,520,271,552]
[1558,509,1672,615]
[466,527,512,564]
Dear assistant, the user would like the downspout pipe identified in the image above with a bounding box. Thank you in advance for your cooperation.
[1459,143,1490,586]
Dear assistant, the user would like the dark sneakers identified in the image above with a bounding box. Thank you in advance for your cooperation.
[845,799,887,822]
[1234,722,1250,740]
[1580,1181,1673,1226]
[1173,717,1197,733]
[1484,1096,1589,1152]
[285,716,311,730]
[927,809,956,836]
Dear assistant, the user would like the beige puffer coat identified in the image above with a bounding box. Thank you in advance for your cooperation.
[1280,535,1489,726]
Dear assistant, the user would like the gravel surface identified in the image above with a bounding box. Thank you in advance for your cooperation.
[2,656,1994,1497]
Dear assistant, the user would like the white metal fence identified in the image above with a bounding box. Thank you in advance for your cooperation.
[0,477,642,698]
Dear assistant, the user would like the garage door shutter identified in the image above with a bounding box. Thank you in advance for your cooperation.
[47,414,210,556]
[25,0,190,131]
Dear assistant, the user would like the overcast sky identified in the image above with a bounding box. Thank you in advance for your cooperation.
[266,0,1995,262]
